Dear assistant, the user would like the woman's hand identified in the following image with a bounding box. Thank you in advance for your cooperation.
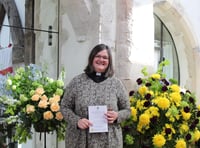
[105,110,118,124]
[77,118,93,129]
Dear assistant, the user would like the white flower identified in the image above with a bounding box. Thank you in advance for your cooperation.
[7,79,12,85]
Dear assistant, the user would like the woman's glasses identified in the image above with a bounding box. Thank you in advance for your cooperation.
[95,55,109,60]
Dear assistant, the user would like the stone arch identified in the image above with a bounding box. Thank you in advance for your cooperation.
[154,1,199,93]
[0,0,24,63]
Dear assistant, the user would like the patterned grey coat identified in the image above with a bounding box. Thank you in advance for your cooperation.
[61,73,130,148]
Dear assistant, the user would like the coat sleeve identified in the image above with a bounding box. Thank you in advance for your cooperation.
[60,77,81,128]
[115,79,131,123]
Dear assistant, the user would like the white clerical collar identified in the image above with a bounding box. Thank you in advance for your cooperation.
[96,72,101,76]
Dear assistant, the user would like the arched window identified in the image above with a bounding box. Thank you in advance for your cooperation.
[154,14,180,83]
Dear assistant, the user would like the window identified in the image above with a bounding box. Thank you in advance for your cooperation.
[154,14,180,83]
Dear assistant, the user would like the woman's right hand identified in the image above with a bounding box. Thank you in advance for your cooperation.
[77,118,93,129]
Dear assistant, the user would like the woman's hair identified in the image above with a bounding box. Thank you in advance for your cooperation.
[84,44,114,77]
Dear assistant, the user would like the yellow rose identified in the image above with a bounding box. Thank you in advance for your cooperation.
[53,94,61,102]
[55,112,64,121]
[38,100,48,108]
[50,103,60,112]
[49,95,60,104]
[40,95,48,101]
[43,111,53,120]
[26,104,35,114]
[31,94,40,101]
[35,87,45,95]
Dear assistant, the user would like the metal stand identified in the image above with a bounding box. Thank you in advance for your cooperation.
[44,132,46,148]
[39,132,47,148]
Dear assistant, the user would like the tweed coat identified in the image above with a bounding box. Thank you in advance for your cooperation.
[61,73,131,148]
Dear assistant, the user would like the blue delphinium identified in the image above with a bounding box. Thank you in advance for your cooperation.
[0,75,12,97]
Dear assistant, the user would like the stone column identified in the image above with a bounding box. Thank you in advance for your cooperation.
[115,0,154,92]
[24,0,35,65]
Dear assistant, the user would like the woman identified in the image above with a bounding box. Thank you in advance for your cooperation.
[61,44,130,148]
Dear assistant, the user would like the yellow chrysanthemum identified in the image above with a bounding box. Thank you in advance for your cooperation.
[175,139,186,148]
[157,97,170,110]
[193,130,200,142]
[169,116,175,122]
[145,106,160,117]
[138,86,148,96]
[198,105,200,111]
[181,110,191,120]
[170,84,180,92]
[139,113,150,126]
[151,73,161,80]
[131,107,137,121]
[170,92,181,106]
[152,134,166,147]
[130,97,135,104]
[180,123,189,134]
[136,100,146,111]
[137,124,143,133]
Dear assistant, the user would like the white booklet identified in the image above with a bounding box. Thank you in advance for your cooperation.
[88,105,108,133]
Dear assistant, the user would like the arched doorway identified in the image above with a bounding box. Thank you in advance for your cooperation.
[154,1,198,92]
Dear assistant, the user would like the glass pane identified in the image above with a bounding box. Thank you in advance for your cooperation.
[154,14,180,83]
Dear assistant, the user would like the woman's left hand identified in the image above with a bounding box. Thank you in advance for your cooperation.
[105,110,118,124]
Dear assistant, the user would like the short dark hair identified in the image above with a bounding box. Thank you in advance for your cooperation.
[84,44,114,77]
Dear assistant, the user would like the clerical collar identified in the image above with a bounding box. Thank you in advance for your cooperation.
[87,72,107,83]
[96,72,101,76]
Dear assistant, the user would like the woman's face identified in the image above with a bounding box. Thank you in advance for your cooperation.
[92,49,109,73]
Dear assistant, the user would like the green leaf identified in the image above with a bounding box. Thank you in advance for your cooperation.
[141,67,148,76]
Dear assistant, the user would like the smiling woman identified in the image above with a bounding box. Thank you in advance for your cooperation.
[60,44,131,148]
[93,49,109,73]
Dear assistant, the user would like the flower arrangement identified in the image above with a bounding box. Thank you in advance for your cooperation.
[1,64,66,144]
[122,60,200,148]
